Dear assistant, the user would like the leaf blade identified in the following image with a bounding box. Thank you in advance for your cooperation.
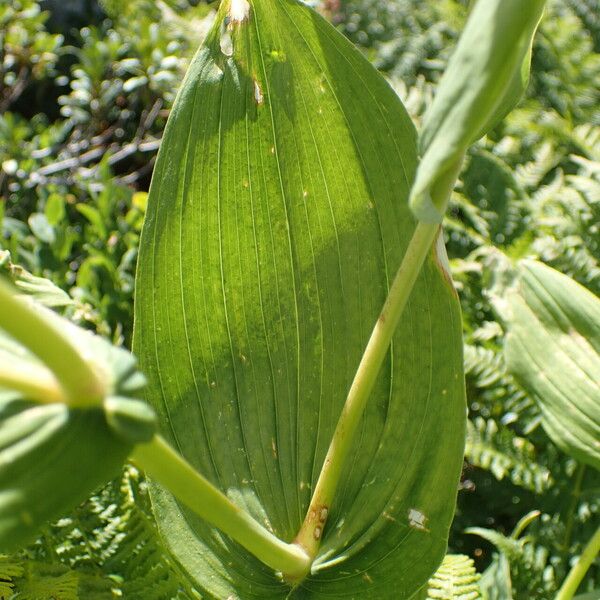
[134,0,466,596]
[503,260,600,469]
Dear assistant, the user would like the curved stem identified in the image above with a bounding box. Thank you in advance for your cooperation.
[0,278,105,405]
[131,435,311,578]
[556,525,600,600]
[0,354,66,403]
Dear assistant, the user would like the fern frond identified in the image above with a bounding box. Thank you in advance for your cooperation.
[572,124,600,161]
[571,155,600,177]
[0,554,24,597]
[515,141,562,190]
[425,555,482,600]
[463,344,536,426]
[460,147,528,247]
[464,345,503,389]
[533,235,600,293]
[466,527,524,560]
[467,519,560,599]
[526,156,600,293]
[566,0,600,50]
[530,168,565,206]
[465,418,553,493]
[14,564,80,600]
[567,173,600,205]
[447,192,491,243]
[13,468,198,599]
[99,470,198,598]
[0,560,117,600]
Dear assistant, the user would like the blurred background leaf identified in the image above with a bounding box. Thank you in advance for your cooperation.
[493,259,600,471]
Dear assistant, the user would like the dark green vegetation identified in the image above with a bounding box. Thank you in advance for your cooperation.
[0,0,599,597]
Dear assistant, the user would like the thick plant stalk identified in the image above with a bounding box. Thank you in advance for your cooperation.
[131,435,312,578]
[556,525,600,600]
[0,278,106,405]
[563,465,586,551]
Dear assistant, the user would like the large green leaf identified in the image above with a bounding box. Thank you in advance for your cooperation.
[133,0,465,597]
[499,260,600,470]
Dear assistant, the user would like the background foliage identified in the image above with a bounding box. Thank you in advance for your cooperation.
[0,0,598,597]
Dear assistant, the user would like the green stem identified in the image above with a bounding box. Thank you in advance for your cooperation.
[293,220,439,557]
[131,435,311,578]
[293,154,464,563]
[563,464,586,552]
[0,277,105,405]
[511,510,541,539]
[0,354,66,403]
[556,525,600,600]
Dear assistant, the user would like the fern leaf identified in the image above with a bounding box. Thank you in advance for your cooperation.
[515,141,561,190]
[465,418,553,493]
[567,173,600,205]
[464,345,504,389]
[9,468,198,599]
[0,554,24,597]
[463,344,536,426]
[571,124,600,161]
[15,564,79,600]
[526,155,600,294]
[425,555,482,600]
[467,517,559,599]
[566,0,600,50]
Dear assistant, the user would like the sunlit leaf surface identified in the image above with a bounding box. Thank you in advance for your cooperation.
[134,0,466,596]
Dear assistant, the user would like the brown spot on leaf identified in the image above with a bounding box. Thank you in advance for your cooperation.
[253,80,264,105]
[271,438,277,459]
[228,0,250,25]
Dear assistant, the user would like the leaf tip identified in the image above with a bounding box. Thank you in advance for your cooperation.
[228,0,251,25]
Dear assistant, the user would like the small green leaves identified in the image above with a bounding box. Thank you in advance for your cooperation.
[497,260,600,470]
[0,250,73,309]
[409,0,546,223]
